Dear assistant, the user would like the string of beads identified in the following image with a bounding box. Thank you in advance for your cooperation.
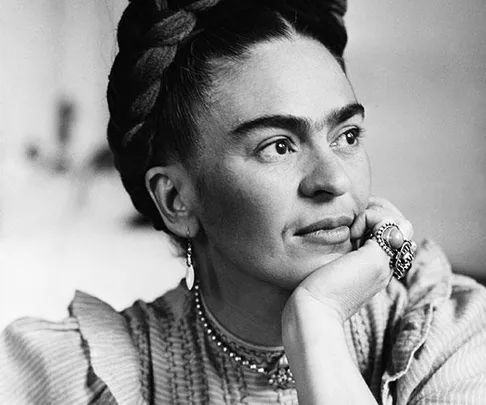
[193,282,296,390]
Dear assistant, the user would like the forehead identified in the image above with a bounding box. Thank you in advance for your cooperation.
[201,35,355,132]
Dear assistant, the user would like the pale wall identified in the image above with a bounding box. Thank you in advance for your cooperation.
[346,0,486,276]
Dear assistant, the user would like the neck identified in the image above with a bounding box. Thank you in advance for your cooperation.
[195,243,291,347]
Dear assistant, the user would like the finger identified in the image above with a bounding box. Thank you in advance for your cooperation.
[350,210,368,241]
[351,207,399,240]
[350,207,414,241]
[368,196,405,217]
[367,198,414,238]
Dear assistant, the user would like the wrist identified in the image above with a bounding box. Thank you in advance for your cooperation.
[282,287,346,349]
[283,296,373,405]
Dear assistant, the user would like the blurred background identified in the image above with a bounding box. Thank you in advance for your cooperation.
[1,1,485,329]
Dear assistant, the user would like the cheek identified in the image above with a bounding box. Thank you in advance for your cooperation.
[351,151,371,211]
[196,163,291,245]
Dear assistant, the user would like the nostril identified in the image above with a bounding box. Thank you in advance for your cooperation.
[299,168,351,199]
[298,148,353,198]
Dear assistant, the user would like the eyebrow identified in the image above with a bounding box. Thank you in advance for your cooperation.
[229,103,365,138]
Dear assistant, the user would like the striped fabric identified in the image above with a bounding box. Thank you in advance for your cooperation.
[2,239,486,404]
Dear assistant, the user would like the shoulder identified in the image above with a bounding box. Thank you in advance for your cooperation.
[123,281,192,326]
[0,286,191,405]
[372,238,484,325]
[397,280,486,404]
[0,315,111,404]
[380,239,486,404]
[399,238,486,353]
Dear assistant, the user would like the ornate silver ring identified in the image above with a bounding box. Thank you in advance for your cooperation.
[371,222,417,280]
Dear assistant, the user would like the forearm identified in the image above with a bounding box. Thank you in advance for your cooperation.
[283,292,377,405]
[279,202,410,404]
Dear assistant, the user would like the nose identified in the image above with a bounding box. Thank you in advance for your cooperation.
[299,148,352,199]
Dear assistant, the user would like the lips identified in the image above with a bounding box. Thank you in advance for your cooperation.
[296,215,354,235]
[295,215,353,245]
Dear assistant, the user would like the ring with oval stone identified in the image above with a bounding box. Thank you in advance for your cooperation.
[371,222,417,280]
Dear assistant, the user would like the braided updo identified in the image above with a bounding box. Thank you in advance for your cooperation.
[107,0,348,247]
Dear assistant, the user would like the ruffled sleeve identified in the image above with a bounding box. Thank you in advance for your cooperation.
[0,291,146,405]
[0,316,107,404]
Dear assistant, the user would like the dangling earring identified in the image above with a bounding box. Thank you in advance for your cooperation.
[185,239,195,291]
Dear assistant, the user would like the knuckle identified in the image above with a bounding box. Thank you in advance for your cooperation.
[376,263,392,286]
[400,219,413,238]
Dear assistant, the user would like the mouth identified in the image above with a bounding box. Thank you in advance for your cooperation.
[295,215,353,245]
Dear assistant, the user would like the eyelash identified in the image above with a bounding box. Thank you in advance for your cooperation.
[257,137,296,161]
[256,126,366,162]
[330,126,366,148]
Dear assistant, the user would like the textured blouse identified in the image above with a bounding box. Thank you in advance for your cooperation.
[2,239,486,404]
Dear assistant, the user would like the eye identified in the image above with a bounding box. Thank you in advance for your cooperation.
[275,140,291,155]
[257,138,296,162]
[330,127,364,148]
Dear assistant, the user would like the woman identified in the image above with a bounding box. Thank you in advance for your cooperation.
[2,0,486,404]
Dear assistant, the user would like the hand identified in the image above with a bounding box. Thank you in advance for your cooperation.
[281,197,414,405]
[283,196,414,329]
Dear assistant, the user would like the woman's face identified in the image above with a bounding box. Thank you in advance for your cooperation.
[190,35,371,289]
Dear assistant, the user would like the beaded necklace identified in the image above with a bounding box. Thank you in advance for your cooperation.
[193,282,295,390]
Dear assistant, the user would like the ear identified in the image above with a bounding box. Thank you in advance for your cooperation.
[145,165,200,238]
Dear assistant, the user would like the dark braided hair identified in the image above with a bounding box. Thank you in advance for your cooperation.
[107,0,348,248]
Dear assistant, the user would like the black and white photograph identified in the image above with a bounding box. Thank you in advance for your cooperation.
[1,1,486,403]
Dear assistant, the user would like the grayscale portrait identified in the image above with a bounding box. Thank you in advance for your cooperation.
[1,1,486,404]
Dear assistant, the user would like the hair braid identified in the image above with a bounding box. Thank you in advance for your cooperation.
[107,0,221,234]
[107,0,349,246]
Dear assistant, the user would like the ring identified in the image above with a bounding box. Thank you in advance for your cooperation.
[371,223,417,280]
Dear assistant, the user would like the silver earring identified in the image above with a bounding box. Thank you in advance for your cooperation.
[185,239,195,291]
